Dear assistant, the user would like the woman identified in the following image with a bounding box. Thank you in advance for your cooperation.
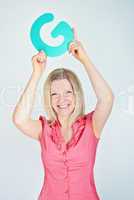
[12,28,114,200]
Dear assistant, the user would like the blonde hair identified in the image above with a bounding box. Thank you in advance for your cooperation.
[43,68,85,127]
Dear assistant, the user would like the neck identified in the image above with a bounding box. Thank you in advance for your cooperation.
[58,116,70,128]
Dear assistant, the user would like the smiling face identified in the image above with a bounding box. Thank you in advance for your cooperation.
[50,79,75,120]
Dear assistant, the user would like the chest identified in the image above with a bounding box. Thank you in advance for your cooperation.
[60,127,73,144]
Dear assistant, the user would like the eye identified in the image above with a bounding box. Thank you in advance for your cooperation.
[66,90,72,93]
[51,93,57,96]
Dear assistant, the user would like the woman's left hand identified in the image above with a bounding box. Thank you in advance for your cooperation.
[68,28,89,63]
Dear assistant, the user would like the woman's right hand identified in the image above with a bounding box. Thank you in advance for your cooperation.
[31,50,47,77]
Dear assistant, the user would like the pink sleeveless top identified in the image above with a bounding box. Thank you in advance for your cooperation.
[38,110,100,200]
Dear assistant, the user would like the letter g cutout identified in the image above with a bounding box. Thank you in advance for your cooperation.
[30,13,74,57]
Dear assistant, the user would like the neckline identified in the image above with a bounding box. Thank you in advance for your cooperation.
[59,126,73,145]
[50,114,86,128]
[49,114,87,147]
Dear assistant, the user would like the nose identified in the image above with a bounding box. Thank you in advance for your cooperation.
[58,94,68,103]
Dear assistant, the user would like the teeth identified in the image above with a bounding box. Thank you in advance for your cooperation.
[58,104,70,108]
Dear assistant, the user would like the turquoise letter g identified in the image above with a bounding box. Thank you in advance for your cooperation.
[30,13,74,57]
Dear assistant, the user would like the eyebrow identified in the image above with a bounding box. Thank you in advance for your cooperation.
[51,89,73,92]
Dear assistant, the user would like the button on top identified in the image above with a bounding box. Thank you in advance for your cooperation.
[62,150,66,154]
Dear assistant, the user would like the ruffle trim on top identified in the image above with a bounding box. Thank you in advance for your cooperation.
[48,115,87,151]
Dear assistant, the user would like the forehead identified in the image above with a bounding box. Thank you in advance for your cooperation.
[51,79,72,91]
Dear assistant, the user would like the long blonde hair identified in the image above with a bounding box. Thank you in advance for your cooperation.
[43,68,85,127]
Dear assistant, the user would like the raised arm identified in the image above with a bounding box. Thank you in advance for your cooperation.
[12,51,47,140]
[81,57,114,139]
[69,28,114,139]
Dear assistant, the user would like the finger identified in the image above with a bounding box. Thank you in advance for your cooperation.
[70,46,78,56]
[71,42,79,51]
[68,27,78,53]
[37,57,42,62]
[39,50,47,58]
[69,41,75,49]
[72,27,78,41]
[39,51,47,60]
[38,51,44,56]
[69,45,75,54]
[68,42,75,53]
[37,57,45,63]
[37,54,46,62]
[71,49,78,56]
[73,47,78,54]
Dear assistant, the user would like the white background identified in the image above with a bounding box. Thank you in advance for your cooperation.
[0,0,134,199]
